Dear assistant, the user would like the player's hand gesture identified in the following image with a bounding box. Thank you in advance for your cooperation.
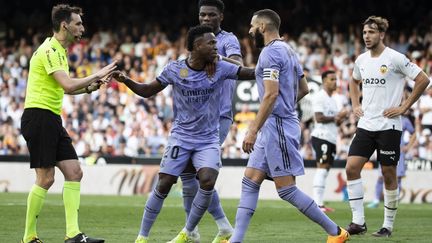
[353,105,364,119]
[94,60,117,80]
[86,80,102,93]
[242,129,257,154]
[111,70,128,83]
[383,106,406,118]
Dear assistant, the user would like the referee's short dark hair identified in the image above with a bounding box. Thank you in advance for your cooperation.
[199,0,225,13]
[187,25,214,51]
[51,4,83,32]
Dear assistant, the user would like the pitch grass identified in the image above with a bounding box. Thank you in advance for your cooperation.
[1,193,431,242]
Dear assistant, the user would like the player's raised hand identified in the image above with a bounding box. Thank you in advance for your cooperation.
[94,61,117,80]
[242,130,257,154]
[111,70,128,83]
[383,106,406,118]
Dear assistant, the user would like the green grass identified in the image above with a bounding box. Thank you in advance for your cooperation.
[1,193,431,242]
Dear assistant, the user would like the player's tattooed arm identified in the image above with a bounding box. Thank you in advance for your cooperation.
[205,55,244,77]
[221,55,243,66]
[237,67,255,80]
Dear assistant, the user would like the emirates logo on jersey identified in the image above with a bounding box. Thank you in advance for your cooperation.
[379,65,388,74]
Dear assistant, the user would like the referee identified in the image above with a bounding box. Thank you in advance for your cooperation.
[20,4,116,243]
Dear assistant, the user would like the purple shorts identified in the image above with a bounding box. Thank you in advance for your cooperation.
[247,116,305,178]
[160,135,221,176]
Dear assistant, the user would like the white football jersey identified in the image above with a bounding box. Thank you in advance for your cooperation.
[311,89,338,144]
[352,47,422,131]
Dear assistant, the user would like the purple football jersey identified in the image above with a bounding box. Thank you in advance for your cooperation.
[255,40,303,119]
[157,59,239,145]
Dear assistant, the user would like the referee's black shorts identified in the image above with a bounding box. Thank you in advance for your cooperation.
[348,128,402,166]
[21,108,78,168]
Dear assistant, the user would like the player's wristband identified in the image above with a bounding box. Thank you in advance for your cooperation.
[85,86,91,94]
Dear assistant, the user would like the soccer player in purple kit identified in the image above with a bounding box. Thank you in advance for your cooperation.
[176,1,243,242]
[227,9,349,243]
[112,25,255,243]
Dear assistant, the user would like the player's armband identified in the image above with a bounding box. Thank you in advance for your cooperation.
[263,68,280,82]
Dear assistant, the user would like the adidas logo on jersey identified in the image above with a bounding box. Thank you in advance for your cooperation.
[274,166,281,172]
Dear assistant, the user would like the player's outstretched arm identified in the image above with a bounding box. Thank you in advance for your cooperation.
[237,67,255,80]
[112,71,165,98]
[206,55,244,77]
[221,55,243,66]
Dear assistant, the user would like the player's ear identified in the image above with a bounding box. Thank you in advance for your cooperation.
[220,13,224,22]
[62,21,68,31]
[260,23,265,33]
[193,40,200,51]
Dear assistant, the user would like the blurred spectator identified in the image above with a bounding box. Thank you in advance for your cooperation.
[0,0,431,162]
[419,85,432,131]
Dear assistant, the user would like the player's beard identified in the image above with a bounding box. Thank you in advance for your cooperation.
[254,29,265,48]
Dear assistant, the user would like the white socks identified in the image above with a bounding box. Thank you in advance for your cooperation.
[383,188,399,230]
[313,168,329,206]
[347,178,365,225]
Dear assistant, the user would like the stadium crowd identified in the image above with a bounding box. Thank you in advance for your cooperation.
[1,0,432,163]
